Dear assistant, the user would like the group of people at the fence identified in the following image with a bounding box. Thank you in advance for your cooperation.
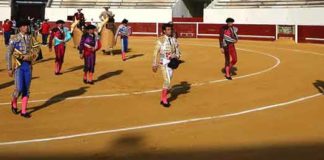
[3,5,238,118]
[2,17,50,46]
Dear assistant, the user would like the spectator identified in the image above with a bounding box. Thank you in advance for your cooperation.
[11,18,17,34]
[2,19,12,46]
[40,19,51,45]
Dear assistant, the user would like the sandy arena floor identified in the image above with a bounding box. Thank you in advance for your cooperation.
[0,36,323,160]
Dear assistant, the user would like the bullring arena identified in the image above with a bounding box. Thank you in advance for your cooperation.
[0,0,324,159]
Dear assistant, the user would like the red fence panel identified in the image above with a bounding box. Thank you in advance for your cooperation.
[198,23,276,41]
[128,23,156,33]
[298,25,324,44]
[173,23,197,38]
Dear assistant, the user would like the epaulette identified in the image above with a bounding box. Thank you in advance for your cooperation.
[10,34,19,42]
[157,35,165,44]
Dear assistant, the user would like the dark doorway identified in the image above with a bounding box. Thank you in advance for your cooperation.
[11,0,47,20]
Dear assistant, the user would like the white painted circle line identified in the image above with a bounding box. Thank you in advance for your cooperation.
[0,93,321,146]
[238,44,324,56]
[0,47,280,106]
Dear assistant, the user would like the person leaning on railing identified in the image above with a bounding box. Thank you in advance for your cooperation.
[2,19,12,46]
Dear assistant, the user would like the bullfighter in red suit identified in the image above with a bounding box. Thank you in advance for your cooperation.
[219,18,238,80]
[49,20,72,75]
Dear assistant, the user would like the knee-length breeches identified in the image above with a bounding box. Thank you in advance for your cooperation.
[121,36,128,53]
[13,62,32,98]
[54,44,66,64]
[224,43,237,67]
[161,65,173,89]
[84,53,96,73]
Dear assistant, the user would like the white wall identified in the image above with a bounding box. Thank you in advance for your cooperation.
[45,8,172,23]
[204,8,324,25]
[173,0,191,17]
[0,7,11,21]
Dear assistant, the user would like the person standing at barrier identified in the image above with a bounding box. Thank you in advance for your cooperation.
[34,19,41,40]
[49,20,72,75]
[115,19,131,61]
[2,19,12,46]
[11,18,17,35]
[40,19,50,45]
[79,25,101,84]
[6,20,42,118]
[219,18,238,80]
[152,23,181,108]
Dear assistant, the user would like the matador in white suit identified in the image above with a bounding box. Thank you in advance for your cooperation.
[152,23,181,108]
